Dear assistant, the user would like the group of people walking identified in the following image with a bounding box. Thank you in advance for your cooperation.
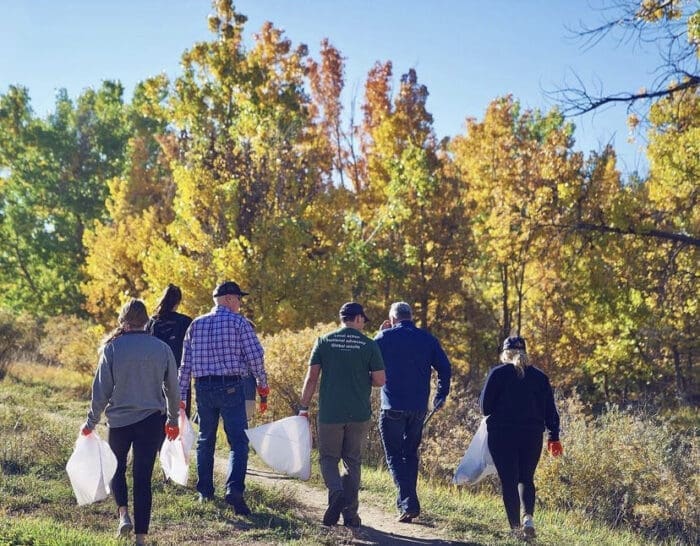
[81,280,561,544]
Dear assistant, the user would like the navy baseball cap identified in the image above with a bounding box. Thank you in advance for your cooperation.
[339,302,369,322]
[212,281,249,297]
[502,336,527,352]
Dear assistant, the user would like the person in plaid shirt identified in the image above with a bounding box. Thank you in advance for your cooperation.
[179,281,269,516]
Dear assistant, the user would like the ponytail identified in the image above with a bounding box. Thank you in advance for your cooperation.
[100,299,149,350]
[500,349,530,378]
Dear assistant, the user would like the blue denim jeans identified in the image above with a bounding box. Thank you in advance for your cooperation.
[194,377,248,498]
[378,408,427,514]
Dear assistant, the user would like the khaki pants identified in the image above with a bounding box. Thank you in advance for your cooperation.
[317,420,369,518]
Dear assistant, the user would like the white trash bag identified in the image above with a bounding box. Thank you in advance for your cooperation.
[66,430,118,505]
[245,416,311,480]
[160,408,196,486]
[453,417,497,485]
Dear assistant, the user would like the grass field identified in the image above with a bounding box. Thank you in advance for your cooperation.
[0,367,692,545]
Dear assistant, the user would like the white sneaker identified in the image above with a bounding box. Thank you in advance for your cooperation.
[522,514,536,539]
[117,512,133,537]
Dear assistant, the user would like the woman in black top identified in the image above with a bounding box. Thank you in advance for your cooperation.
[147,284,193,415]
[479,336,562,539]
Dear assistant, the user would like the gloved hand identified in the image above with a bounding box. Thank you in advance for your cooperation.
[257,385,270,414]
[179,400,186,411]
[165,423,179,441]
[547,440,563,457]
[298,405,309,418]
[80,424,92,436]
[432,395,446,411]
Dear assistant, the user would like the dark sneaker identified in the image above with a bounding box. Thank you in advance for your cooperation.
[322,490,345,526]
[343,514,361,528]
[116,513,133,537]
[225,490,252,516]
[397,510,419,523]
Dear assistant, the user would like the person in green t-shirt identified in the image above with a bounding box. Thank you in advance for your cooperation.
[298,302,385,528]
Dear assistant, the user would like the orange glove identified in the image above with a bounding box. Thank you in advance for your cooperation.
[179,400,186,411]
[257,386,269,414]
[547,440,563,457]
[165,423,179,441]
[81,424,92,436]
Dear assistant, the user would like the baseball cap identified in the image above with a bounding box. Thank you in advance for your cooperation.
[212,281,249,298]
[339,302,369,322]
[502,336,527,352]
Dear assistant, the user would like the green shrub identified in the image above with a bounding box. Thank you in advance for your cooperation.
[537,397,699,544]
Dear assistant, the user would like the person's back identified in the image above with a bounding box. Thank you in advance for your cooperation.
[480,363,554,432]
[185,306,253,367]
[91,331,178,429]
[375,320,450,411]
[314,325,383,423]
[147,311,191,364]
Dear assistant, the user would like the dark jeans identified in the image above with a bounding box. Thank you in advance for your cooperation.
[378,408,427,514]
[487,426,543,528]
[108,411,165,534]
[194,376,248,499]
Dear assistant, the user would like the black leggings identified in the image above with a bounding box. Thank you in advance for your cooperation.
[108,412,165,534]
[487,427,542,528]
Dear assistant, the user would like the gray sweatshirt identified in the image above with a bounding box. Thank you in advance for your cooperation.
[86,331,180,429]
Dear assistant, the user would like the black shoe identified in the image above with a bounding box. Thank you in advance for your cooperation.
[343,514,361,528]
[225,490,252,516]
[322,490,345,526]
[397,510,419,523]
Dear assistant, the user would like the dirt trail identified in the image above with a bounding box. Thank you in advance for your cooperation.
[245,465,466,545]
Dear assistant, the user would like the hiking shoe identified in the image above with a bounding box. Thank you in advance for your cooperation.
[116,513,133,537]
[343,514,362,528]
[198,493,213,504]
[322,490,345,526]
[522,515,536,539]
[397,510,419,523]
[225,490,252,516]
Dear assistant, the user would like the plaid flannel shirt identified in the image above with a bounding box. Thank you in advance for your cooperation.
[179,305,267,399]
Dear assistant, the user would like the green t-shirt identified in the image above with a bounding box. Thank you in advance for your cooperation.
[309,326,385,424]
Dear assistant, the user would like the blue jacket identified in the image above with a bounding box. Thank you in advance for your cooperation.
[479,363,560,441]
[374,320,451,411]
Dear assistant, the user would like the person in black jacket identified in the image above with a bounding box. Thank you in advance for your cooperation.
[479,336,562,539]
[147,284,193,416]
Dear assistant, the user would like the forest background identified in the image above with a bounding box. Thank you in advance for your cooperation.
[1,0,697,403]
[0,0,698,542]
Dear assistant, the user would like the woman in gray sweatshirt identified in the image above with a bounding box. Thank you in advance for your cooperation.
[82,298,180,546]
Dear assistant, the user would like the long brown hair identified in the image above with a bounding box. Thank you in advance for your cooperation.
[101,299,149,347]
[153,284,182,317]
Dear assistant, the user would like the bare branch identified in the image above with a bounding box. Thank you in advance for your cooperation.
[543,221,700,247]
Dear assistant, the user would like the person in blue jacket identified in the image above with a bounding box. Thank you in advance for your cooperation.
[374,301,451,523]
[479,336,562,539]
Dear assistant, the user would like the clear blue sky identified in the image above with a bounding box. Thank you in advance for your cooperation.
[2,0,664,175]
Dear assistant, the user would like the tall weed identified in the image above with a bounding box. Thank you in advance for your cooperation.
[38,315,103,375]
[537,397,699,544]
[0,309,41,380]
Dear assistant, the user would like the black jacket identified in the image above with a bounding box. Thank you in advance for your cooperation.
[146,311,192,366]
[479,363,560,441]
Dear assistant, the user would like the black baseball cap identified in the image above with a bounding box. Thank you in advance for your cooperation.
[502,336,527,352]
[339,302,369,322]
[212,281,249,298]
